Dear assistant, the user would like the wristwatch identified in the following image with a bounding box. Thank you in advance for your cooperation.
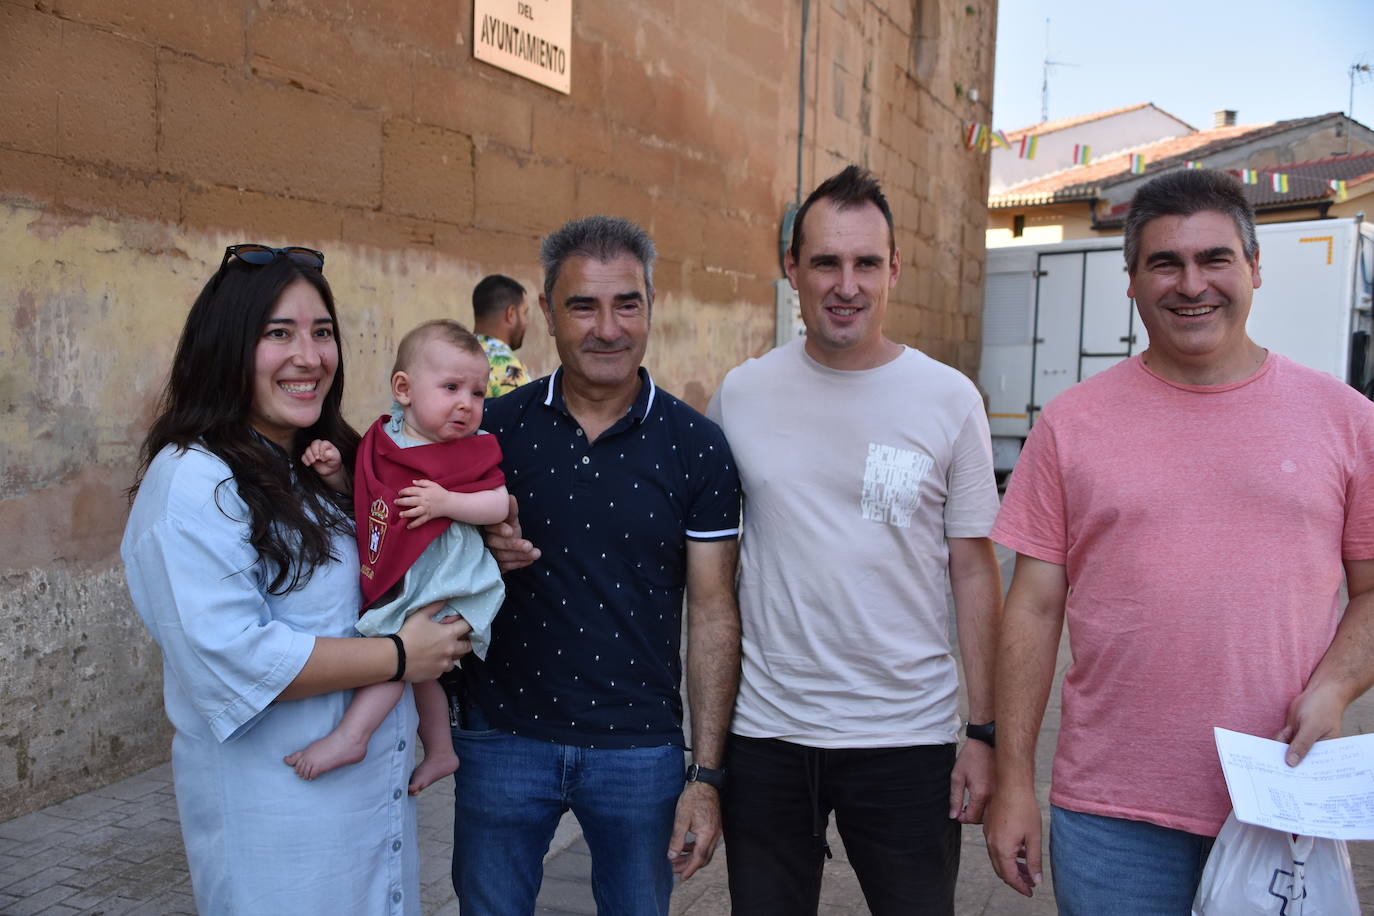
[685,763,726,791]
[966,721,996,748]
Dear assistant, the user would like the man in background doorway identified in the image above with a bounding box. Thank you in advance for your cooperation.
[472,273,531,397]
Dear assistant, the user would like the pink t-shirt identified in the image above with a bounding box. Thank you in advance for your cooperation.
[993,353,1374,836]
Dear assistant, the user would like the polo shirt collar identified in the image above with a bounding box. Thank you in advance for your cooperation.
[542,366,657,424]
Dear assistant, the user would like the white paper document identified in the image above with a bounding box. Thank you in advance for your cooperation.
[1213,727,1374,840]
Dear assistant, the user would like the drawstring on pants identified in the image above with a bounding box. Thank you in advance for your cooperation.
[802,746,833,859]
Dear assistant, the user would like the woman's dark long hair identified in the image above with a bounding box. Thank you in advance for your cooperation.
[132,254,361,594]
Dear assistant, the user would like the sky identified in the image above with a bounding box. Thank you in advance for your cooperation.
[991,0,1374,134]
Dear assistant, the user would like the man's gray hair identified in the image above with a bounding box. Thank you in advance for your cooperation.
[1123,169,1259,273]
[540,215,656,308]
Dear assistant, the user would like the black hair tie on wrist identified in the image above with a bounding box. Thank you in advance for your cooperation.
[386,634,406,682]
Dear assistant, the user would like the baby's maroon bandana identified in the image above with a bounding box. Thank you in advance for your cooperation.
[354,415,504,610]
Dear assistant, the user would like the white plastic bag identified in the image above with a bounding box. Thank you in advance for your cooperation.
[1192,812,1360,915]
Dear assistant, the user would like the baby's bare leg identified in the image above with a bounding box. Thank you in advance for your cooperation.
[408,679,460,795]
[284,680,406,780]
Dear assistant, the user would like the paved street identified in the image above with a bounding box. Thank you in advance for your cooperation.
[4,546,1373,913]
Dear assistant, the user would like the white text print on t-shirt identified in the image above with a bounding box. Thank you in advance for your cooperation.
[860,443,933,528]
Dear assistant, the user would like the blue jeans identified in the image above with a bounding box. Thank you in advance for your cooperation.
[450,702,682,916]
[1051,805,1215,915]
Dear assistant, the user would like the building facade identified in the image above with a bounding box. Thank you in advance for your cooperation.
[0,0,998,818]
[987,109,1374,246]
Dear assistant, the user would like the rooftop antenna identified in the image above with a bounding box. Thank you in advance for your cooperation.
[1349,59,1372,154]
[1040,18,1077,123]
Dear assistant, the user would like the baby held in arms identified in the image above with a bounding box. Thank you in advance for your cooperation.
[287,320,508,793]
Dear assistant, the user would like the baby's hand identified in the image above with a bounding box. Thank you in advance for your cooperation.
[302,440,341,474]
[397,479,451,529]
[302,440,346,490]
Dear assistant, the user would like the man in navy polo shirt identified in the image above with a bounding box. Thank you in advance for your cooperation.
[447,215,742,915]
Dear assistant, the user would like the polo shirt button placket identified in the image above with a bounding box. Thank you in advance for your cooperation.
[577,434,594,479]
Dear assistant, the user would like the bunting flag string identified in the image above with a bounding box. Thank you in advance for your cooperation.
[955,117,1356,203]
[964,121,990,152]
[1261,172,1356,199]
[1230,168,1355,198]
[962,122,1033,154]
[954,121,1059,162]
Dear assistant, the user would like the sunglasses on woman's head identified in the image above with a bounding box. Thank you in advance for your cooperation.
[220,244,326,272]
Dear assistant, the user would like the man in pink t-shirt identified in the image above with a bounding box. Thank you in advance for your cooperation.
[984,169,1374,914]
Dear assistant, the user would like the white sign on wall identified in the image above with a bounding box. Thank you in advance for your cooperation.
[473,0,571,95]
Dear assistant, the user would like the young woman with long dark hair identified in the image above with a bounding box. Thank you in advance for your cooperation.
[122,245,472,914]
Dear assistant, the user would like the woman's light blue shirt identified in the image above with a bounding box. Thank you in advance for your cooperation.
[122,445,420,914]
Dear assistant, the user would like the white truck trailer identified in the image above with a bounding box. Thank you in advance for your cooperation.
[979,217,1374,476]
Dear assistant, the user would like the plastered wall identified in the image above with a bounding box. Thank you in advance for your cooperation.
[0,0,997,818]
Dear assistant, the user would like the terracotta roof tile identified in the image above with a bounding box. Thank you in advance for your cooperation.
[1240,151,1374,207]
[990,113,1345,208]
[1003,102,1193,141]
[1093,150,1374,227]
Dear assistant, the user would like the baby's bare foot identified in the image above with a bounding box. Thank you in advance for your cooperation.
[283,731,369,780]
[408,750,459,795]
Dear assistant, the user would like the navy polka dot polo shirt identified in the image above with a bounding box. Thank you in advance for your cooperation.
[461,367,740,748]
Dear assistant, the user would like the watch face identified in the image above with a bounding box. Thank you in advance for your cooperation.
[966,722,996,747]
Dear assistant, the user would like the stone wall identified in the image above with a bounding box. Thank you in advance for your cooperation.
[0,0,996,818]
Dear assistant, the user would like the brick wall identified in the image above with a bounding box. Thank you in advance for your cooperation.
[0,0,997,818]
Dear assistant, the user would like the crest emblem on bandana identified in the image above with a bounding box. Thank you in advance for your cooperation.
[367,497,389,566]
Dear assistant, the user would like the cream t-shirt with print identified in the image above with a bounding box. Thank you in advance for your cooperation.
[709,340,999,748]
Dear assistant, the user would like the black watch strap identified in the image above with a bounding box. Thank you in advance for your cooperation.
[685,763,725,790]
[966,721,996,748]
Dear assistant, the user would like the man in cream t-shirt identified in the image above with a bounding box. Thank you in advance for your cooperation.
[708,165,1003,915]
